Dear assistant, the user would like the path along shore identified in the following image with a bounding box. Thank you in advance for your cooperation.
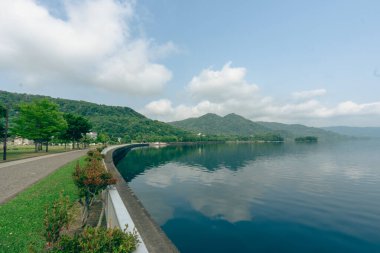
[0,150,87,204]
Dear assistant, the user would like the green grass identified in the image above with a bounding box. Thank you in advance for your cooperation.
[0,145,71,163]
[0,156,86,252]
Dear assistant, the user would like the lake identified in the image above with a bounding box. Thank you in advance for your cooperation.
[116,140,380,253]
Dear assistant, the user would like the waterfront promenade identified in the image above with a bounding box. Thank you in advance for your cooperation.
[0,150,87,204]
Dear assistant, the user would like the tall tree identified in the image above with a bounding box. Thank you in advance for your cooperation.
[0,104,8,160]
[61,113,92,149]
[13,99,67,152]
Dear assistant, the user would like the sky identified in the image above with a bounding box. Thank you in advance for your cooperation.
[0,0,380,127]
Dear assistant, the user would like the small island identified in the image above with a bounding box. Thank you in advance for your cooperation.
[294,136,318,143]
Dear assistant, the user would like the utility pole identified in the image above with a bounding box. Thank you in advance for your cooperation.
[3,108,8,161]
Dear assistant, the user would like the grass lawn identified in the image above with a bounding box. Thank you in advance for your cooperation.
[0,145,71,163]
[0,156,86,252]
[0,144,101,163]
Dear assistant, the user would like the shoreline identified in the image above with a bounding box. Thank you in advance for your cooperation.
[103,145,179,253]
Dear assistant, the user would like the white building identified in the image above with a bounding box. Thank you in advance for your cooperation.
[12,137,33,145]
[87,132,98,140]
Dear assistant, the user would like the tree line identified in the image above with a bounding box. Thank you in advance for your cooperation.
[0,99,97,159]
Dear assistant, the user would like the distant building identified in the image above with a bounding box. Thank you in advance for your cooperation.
[87,132,98,140]
[12,137,33,145]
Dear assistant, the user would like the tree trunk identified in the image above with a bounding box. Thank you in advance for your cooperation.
[72,141,75,150]
[64,142,67,150]
[46,141,48,152]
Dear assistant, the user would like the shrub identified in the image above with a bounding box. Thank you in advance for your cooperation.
[52,226,139,253]
[96,146,106,153]
[86,150,103,161]
[44,193,71,247]
[72,159,116,225]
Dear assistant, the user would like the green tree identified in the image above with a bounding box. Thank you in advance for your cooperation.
[13,99,67,152]
[123,134,131,143]
[61,113,92,149]
[96,133,110,145]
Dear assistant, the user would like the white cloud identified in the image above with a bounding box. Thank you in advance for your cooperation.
[0,0,172,95]
[188,62,259,102]
[141,162,262,223]
[321,101,380,117]
[143,63,380,125]
[145,99,173,115]
[292,89,327,100]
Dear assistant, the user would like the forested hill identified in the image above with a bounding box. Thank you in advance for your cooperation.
[0,90,192,141]
[170,113,347,142]
[170,113,271,136]
[0,90,348,142]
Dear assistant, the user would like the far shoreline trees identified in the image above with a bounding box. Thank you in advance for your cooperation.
[295,136,318,143]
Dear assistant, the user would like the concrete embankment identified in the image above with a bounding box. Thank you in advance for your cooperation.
[103,144,179,253]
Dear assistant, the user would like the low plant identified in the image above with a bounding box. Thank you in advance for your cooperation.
[44,193,71,248]
[96,146,106,153]
[51,226,139,253]
[85,149,103,161]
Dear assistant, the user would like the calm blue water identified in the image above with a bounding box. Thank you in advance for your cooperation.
[116,140,380,253]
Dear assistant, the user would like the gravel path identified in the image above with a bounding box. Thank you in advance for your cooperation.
[0,150,87,204]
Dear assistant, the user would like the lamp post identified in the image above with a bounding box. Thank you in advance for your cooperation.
[1,106,8,161]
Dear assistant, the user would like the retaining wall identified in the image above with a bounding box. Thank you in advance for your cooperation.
[103,144,179,253]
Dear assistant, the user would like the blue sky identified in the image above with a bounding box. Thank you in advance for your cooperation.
[0,0,380,126]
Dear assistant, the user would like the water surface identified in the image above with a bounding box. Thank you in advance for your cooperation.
[117,140,380,253]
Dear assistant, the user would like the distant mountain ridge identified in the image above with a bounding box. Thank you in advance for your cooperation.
[256,121,347,142]
[1,90,353,142]
[323,126,380,138]
[170,113,271,136]
[170,113,346,142]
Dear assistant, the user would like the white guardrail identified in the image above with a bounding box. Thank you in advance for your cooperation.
[102,146,149,253]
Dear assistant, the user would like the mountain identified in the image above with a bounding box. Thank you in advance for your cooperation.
[256,121,346,142]
[0,90,192,141]
[1,90,350,143]
[170,113,271,136]
[323,126,380,138]
[170,113,346,142]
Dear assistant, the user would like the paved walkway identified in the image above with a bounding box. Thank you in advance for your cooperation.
[0,150,87,204]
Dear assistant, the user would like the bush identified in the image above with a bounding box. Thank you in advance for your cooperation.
[86,150,103,161]
[72,159,116,225]
[96,146,106,153]
[51,226,139,253]
[73,159,116,203]
[44,193,71,247]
